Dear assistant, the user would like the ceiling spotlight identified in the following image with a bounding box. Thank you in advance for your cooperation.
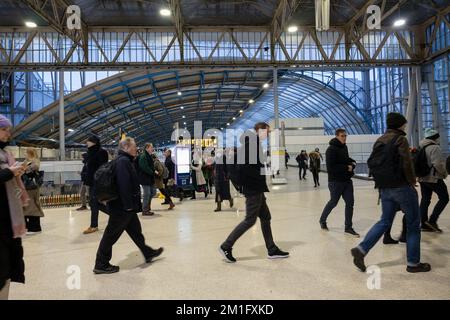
[180,106,184,109]
[226,123,230,126]
[263,83,269,89]
[177,91,182,96]
[220,127,224,130]
[393,19,406,27]
[239,110,244,113]
[25,21,37,28]
[67,128,74,132]
[249,99,255,103]
[183,122,186,125]
[182,115,185,118]
[160,8,171,16]
[232,117,236,120]
[288,25,298,33]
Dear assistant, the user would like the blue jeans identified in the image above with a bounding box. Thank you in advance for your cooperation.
[358,186,421,266]
[320,181,354,229]
[142,185,156,210]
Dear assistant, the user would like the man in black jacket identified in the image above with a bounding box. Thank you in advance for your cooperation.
[83,135,109,234]
[319,128,360,237]
[219,122,289,263]
[93,137,163,274]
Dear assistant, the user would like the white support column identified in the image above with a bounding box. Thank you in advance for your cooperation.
[59,71,65,161]
[415,66,423,142]
[406,67,417,147]
[271,67,287,185]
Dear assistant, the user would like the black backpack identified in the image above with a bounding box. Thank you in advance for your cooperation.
[367,135,402,188]
[94,160,119,204]
[413,145,432,177]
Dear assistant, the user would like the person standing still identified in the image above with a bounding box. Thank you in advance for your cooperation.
[76,153,89,211]
[319,129,360,237]
[83,135,109,235]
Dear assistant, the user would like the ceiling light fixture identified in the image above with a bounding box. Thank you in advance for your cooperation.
[263,83,269,89]
[160,9,171,16]
[25,21,37,28]
[393,19,406,27]
[249,99,255,103]
[288,25,298,33]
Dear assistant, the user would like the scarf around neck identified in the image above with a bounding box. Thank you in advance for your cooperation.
[0,147,28,238]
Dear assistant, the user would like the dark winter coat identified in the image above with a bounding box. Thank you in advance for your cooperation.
[325,138,356,182]
[214,155,231,201]
[137,151,155,186]
[106,151,142,216]
[85,144,108,187]
[239,130,269,195]
[0,157,25,290]
[165,156,175,180]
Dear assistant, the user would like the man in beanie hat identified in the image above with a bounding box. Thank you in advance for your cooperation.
[351,112,431,273]
[418,128,448,232]
[83,134,108,234]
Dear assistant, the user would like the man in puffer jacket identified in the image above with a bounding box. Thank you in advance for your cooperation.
[418,128,449,233]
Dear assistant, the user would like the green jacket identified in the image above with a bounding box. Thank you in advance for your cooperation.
[138,152,155,186]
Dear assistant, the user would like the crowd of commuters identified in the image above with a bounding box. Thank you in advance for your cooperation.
[0,111,449,299]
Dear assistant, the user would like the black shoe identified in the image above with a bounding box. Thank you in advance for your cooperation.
[421,224,434,232]
[75,206,88,211]
[425,221,442,233]
[145,247,164,263]
[229,198,234,208]
[383,235,399,245]
[320,222,329,231]
[268,248,290,259]
[93,264,120,274]
[219,245,236,263]
[345,228,360,238]
[142,211,155,216]
[351,247,366,272]
[407,263,431,273]
[399,234,406,243]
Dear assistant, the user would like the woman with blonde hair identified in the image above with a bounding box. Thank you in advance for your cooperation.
[22,148,44,234]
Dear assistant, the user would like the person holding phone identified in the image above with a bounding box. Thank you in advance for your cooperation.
[0,115,28,300]
[22,148,44,234]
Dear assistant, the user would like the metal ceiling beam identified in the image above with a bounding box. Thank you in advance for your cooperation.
[168,0,184,62]
[20,0,89,63]
[270,0,302,61]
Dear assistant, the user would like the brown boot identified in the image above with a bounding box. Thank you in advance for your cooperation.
[168,202,175,210]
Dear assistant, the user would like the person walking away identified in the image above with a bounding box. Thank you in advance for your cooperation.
[202,155,215,194]
[137,143,157,216]
[0,115,27,299]
[214,151,233,212]
[351,112,431,273]
[93,138,164,274]
[21,148,44,234]
[219,122,289,262]
[418,128,449,233]
[319,129,359,237]
[76,153,89,211]
[309,150,321,187]
[153,154,175,210]
[296,151,308,180]
[285,150,290,169]
[83,135,108,234]
[315,147,324,161]
[162,149,176,204]
[191,151,208,199]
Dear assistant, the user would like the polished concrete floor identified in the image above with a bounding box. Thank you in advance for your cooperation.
[9,171,450,300]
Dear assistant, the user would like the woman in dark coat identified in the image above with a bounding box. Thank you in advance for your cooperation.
[0,115,27,300]
[213,151,234,212]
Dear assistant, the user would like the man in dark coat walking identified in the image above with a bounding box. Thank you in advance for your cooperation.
[93,137,163,274]
[319,128,360,237]
[219,122,289,263]
[83,135,109,234]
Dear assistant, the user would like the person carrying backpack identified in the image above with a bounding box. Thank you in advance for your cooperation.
[152,154,175,210]
[93,138,163,274]
[418,128,448,233]
[351,112,431,273]
[219,122,289,263]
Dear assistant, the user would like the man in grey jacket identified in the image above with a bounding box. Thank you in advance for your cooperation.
[419,128,449,233]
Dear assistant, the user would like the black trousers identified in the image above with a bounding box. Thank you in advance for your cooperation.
[298,166,307,179]
[159,187,173,203]
[89,185,99,228]
[320,180,354,229]
[95,212,153,268]
[311,170,320,186]
[25,216,41,232]
[222,193,277,253]
[420,180,449,224]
